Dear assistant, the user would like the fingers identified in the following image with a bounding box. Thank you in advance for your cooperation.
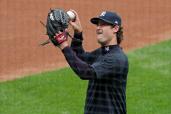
[64,28,69,32]
[68,9,80,22]
[67,9,83,33]
[68,9,80,25]
[54,31,62,37]
[54,29,68,37]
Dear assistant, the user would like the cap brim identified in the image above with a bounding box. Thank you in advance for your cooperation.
[90,17,101,25]
[90,17,114,25]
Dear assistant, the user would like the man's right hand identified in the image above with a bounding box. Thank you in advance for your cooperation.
[69,10,83,33]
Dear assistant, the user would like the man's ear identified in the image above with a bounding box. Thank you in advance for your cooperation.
[113,25,119,33]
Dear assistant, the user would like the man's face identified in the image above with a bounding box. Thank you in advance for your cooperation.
[96,20,115,45]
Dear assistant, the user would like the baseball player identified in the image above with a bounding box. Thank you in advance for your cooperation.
[46,10,129,114]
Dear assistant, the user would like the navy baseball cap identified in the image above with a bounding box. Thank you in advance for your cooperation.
[90,11,122,26]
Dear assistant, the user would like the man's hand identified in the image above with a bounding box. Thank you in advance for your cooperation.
[69,10,83,33]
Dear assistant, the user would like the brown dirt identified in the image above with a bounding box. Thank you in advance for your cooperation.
[0,0,171,81]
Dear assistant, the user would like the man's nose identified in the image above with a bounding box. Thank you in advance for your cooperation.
[96,25,101,29]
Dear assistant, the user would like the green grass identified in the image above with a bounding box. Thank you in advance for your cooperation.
[127,40,171,114]
[0,69,87,114]
[0,40,171,114]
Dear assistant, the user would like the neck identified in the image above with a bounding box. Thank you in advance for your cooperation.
[102,36,117,46]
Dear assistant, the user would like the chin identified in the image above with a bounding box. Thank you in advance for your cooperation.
[98,40,106,46]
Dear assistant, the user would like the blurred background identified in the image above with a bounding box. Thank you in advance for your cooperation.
[0,0,171,81]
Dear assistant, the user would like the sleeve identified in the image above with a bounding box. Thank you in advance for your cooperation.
[91,55,120,79]
[70,32,84,54]
[62,46,96,80]
[70,32,96,64]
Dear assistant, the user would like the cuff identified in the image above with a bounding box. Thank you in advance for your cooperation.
[62,46,71,54]
[71,32,83,46]
[73,32,83,40]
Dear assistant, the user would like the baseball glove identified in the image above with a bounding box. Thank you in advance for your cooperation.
[45,8,70,46]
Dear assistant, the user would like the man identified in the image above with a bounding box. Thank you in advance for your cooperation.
[57,10,129,114]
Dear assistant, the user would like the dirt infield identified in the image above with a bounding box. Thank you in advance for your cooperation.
[0,0,171,81]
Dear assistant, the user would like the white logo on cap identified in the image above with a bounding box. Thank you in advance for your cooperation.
[114,21,118,24]
[100,11,106,16]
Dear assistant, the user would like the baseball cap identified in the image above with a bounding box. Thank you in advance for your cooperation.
[90,11,122,26]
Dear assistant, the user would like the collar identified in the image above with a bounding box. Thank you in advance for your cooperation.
[101,45,120,54]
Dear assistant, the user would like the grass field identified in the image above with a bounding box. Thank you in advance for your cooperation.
[0,40,171,114]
